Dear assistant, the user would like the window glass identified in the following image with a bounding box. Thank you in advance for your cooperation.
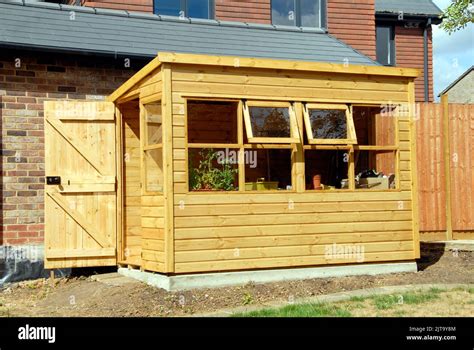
[376,25,395,66]
[305,150,349,190]
[154,0,182,16]
[353,106,396,146]
[249,107,291,138]
[187,0,212,18]
[187,100,238,144]
[145,103,162,145]
[272,0,296,26]
[245,149,292,191]
[301,0,321,27]
[308,109,347,140]
[145,148,164,193]
[355,150,397,190]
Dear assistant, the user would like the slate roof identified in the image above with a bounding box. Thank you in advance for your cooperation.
[0,0,377,66]
[375,0,443,17]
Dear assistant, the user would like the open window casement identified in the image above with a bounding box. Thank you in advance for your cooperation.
[303,103,357,145]
[243,101,300,144]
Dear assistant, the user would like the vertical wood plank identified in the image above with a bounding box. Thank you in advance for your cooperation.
[409,81,420,257]
[442,94,453,240]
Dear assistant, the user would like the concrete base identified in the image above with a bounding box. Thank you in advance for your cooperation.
[118,262,418,291]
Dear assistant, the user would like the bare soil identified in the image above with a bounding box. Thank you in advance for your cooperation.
[0,248,472,317]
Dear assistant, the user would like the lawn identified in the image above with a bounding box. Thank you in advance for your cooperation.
[234,288,474,317]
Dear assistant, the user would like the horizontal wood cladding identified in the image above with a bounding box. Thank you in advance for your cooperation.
[163,63,416,273]
[395,26,433,102]
[215,0,271,24]
[327,0,376,60]
[141,194,166,272]
[78,0,153,13]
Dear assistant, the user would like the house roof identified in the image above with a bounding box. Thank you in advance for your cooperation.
[375,0,443,17]
[439,66,474,96]
[0,0,377,66]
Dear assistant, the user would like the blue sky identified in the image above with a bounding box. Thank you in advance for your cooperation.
[432,0,474,100]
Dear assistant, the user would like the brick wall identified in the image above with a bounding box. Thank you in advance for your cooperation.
[71,0,153,13]
[395,25,433,102]
[327,0,376,60]
[0,50,144,245]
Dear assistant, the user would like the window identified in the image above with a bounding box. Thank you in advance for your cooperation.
[272,0,326,28]
[352,106,398,190]
[154,0,214,19]
[303,104,356,144]
[376,25,395,66]
[243,101,299,143]
[305,150,349,190]
[142,103,164,193]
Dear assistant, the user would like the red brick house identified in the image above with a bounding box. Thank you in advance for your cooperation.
[0,0,442,282]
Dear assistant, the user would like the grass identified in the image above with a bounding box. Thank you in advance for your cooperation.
[233,288,473,318]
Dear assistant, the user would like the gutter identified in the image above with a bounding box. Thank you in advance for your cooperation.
[423,17,432,102]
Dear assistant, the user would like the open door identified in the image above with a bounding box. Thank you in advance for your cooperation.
[44,101,117,268]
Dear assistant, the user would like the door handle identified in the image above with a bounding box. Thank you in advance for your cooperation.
[46,176,61,185]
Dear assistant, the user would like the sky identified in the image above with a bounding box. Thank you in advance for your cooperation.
[432,0,474,100]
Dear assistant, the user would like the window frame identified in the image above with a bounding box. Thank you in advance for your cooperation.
[243,101,300,144]
[141,102,164,195]
[154,0,215,19]
[271,0,327,29]
[303,103,357,145]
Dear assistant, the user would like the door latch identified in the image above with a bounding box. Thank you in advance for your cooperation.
[46,176,61,185]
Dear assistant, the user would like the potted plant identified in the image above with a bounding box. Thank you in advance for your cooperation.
[189,149,238,191]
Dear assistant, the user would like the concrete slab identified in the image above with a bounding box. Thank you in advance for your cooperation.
[90,272,138,286]
[118,262,418,292]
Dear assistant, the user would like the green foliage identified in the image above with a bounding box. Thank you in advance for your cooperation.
[242,291,254,306]
[189,149,237,191]
[441,0,474,34]
[234,303,352,317]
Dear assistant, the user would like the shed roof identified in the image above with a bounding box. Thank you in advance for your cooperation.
[375,0,443,17]
[0,0,376,66]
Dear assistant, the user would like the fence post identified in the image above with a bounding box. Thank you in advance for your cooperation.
[441,94,453,240]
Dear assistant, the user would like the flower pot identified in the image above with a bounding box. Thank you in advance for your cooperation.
[313,174,322,190]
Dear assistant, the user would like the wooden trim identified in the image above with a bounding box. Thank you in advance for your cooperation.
[409,81,421,258]
[108,57,162,102]
[188,143,240,149]
[162,63,175,273]
[237,100,245,192]
[46,248,115,259]
[143,144,163,151]
[294,102,305,193]
[157,52,420,78]
[115,106,124,263]
[441,94,453,241]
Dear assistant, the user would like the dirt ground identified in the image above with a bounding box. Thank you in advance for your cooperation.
[0,247,473,317]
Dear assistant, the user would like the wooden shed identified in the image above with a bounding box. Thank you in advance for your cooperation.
[44,52,420,275]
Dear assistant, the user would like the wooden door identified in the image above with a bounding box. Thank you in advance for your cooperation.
[44,101,117,268]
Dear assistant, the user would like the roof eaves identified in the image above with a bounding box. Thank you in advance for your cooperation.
[439,66,474,96]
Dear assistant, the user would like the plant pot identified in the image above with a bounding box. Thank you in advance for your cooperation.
[313,174,322,190]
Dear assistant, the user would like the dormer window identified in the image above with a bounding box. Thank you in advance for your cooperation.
[154,0,215,19]
[271,0,326,28]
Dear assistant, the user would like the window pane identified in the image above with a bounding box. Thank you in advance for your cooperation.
[355,150,396,190]
[154,0,181,16]
[353,106,396,146]
[188,100,238,144]
[187,0,212,19]
[272,0,296,26]
[376,26,393,66]
[301,0,321,27]
[245,149,292,191]
[145,148,163,192]
[188,148,239,191]
[305,150,349,190]
[145,103,162,145]
[308,109,347,139]
[249,107,291,138]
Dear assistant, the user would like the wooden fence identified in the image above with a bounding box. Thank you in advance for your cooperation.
[416,98,474,240]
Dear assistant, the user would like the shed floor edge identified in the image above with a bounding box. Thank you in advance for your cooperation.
[117,262,418,291]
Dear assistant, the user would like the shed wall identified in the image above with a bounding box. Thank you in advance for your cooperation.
[167,64,416,273]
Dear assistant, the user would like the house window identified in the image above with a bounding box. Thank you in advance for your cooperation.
[376,25,395,66]
[243,101,299,143]
[154,0,214,19]
[271,0,326,28]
